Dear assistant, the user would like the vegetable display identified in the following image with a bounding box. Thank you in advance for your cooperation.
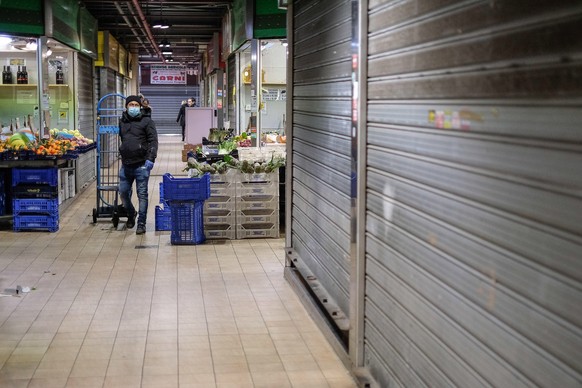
[184,153,285,176]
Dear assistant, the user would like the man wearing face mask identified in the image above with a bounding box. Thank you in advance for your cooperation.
[118,95,159,235]
[176,97,195,141]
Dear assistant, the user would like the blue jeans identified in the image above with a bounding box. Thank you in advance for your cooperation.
[119,163,150,226]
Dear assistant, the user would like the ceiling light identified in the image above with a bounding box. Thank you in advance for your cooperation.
[162,49,173,55]
[152,20,170,29]
[158,39,171,48]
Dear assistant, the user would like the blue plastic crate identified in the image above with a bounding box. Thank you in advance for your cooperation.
[13,198,59,214]
[12,168,58,187]
[12,184,58,199]
[13,214,59,232]
[163,173,210,201]
[155,205,172,231]
[159,182,168,206]
[170,200,205,245]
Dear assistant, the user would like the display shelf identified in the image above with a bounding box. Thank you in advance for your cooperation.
[0,84,37,87]
[0,84,68,87]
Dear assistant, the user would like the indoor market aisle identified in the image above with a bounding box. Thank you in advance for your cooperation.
[0,135,357,388]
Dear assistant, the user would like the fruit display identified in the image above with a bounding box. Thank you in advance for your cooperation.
[234,132,252,147]
[50,128,94,147]
[5,133,31,150]
[0,128,95,159]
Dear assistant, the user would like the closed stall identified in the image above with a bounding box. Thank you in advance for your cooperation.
[75,53,96,189]
[287,0,582,387]
[287,0,354,339]
[364,1,582,387]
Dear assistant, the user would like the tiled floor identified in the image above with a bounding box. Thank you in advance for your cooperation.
[0,135,357,387]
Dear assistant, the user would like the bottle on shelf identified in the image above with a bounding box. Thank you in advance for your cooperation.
[2,66,7,84]
[22,66,28,84]
[15,117,20,130]
[9,119,14,134]
[56,65,64,84]
[16,66,22,84]
[4,65,13,84]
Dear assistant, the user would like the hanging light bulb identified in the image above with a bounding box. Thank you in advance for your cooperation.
[152,4,170,29]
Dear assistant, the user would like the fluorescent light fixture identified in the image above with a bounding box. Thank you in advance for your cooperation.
[152,20,170,29]
[162,50,173,55]
[158,39,171,48]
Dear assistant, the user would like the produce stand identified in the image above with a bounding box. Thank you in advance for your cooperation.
[0,155,91,231]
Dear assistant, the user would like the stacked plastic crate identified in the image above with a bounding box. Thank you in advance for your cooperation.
[236,170,280,238]
[12,168,59,232]
[204,170,236,239]
[162,173,210,245]
[155,182,172,231]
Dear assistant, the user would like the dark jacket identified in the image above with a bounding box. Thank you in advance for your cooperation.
[176,103,187,127]
[119,111,158,166]
[142,106,152,117]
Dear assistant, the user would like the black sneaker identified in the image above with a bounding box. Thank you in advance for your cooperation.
[136,224,146,235]
[126,213,136,229]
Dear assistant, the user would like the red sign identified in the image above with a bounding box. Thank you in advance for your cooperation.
[150,65,186,84]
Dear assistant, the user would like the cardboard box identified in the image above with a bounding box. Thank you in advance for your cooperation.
[182,144,201,162]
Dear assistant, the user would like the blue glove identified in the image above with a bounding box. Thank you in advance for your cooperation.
[145,160,154,171]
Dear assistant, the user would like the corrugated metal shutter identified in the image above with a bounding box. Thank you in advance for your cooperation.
[290,0,353,327]
[115,73,123,96]
[76,54,95,139]
[139,85,200,135]
[95,68,116,97]
[75,54,96,188]
[365,2,582,387]
[227,55,236,132]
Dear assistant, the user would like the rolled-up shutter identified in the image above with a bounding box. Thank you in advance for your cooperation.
[364,2,582,387]
[289,0,353,331]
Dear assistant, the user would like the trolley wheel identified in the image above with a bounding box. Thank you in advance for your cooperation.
[112,212,119,228]
[92,208,98,224]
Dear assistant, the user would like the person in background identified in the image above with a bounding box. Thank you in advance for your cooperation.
[141,98,152,117]
[176,97,196,141]
[118,95,158,235]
